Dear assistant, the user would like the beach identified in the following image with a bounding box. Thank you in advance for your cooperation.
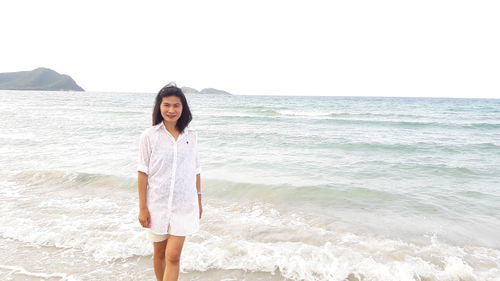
[0,90,499,281]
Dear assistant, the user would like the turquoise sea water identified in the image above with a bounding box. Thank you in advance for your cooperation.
[0,90,499,281]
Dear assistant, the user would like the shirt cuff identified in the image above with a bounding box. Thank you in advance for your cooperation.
[138,164,149,175]
[195,167,202,174]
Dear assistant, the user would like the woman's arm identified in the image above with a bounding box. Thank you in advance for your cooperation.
[196,173,202,219]
[195,131,202,218]
[138,171,150,227]
[137,130,151,227]
[196,174,201,194]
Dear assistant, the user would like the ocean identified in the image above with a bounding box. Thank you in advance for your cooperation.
[0,90,499,281]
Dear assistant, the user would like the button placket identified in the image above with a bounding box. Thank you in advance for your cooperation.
[162,127,187,231]
[168,140,177,211]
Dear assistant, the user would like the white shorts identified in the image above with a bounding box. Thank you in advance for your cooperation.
[146,225,171,242]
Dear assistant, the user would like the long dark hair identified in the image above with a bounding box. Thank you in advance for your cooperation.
[152,83,192,133]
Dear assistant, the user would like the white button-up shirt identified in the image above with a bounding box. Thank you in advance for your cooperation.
[137,122,201,236]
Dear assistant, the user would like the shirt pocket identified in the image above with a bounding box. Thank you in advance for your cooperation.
[177,139,196,168]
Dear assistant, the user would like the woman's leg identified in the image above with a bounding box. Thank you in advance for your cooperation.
[163,235,186,281]
[153,239,168,281]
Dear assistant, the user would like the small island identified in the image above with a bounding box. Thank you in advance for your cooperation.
[181,86,232,95]
[0,67,84,91]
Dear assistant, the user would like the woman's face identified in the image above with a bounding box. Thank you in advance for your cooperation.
[160,96,183,126]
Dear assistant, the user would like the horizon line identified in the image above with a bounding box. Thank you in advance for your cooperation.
[0,89,499,100]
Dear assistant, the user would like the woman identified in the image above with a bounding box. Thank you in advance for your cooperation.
[137,83,202,281]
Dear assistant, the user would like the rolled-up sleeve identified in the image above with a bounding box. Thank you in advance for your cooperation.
[195,132,202,175]
[137,130,151,175]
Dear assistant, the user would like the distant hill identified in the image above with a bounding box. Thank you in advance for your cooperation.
[0,67,84,91]
[200,88,232,95]
[180,86,200,94]
[180,86,232,95]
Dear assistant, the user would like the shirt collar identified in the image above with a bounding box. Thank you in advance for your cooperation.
[154,121,189,141]
[154,122,164,131]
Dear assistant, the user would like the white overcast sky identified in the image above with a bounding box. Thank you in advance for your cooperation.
[1,0,499,98]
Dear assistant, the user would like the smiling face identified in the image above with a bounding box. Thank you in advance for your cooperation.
[160,96,183,126]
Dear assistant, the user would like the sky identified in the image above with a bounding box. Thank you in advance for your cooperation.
[0,0,499,98]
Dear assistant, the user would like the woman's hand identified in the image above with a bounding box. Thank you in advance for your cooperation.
[138,208,151,228]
